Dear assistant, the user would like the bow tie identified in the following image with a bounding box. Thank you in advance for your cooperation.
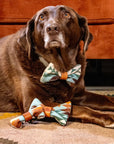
[40,63,81,85]
[10,98,71,128]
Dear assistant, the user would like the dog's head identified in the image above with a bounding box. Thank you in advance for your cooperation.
[19,5,93,72]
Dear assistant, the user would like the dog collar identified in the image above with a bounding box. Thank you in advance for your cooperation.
[39,56,49,67]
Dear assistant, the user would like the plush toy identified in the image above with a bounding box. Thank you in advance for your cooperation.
[10,98,71,128]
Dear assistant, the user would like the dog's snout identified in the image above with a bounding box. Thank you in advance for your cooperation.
[46,24,60,35]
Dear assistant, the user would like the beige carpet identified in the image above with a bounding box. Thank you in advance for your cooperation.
[0,91,114,144]
[0,115,114,144]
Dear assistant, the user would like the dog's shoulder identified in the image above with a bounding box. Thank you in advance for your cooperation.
[0,27,26,48]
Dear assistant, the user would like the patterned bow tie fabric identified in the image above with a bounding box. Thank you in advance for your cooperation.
[10,98,71,128]
[40,63,81,85]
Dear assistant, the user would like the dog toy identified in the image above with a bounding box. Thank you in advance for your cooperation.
[40,63,81,85]
[10,98,71,128]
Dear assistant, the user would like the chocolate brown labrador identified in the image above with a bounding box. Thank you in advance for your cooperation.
[0,5,114,128]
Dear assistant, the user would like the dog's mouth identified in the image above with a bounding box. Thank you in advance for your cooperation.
[44,40,76,72]
[46,40,69,72]
[49,41,63,61]
[49,41,63,59]
[48,40,61,49]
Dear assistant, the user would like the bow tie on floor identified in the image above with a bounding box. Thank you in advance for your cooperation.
[10,98,71,128]
[40,63,81,85]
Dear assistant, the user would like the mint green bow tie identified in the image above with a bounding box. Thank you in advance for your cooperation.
[10,98,71,128]
[40,63,81,85]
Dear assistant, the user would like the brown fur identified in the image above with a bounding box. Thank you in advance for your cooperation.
[0,5,114,128]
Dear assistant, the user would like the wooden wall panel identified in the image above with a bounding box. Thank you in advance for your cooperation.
[0,0,113,59]
[0,24,113,59]
[86,24,114,59]
[0,0,114,23]
[0,25,24,38]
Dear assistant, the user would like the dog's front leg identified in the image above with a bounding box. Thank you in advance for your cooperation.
[72,91,114,111]
[19,79,60,113]
[71,105,114,128]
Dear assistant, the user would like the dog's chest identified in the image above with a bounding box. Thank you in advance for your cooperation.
[40,80,72,102]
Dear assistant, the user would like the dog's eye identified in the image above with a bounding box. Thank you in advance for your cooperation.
[64,12,70,18]
[39,14,45,21]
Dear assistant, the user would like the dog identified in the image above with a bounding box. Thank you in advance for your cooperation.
[0,5,114,128]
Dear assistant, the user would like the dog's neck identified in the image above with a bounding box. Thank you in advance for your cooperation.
[38,40,84,69]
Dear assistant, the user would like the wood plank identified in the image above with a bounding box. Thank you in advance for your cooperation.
[0,0,114,23]
[0,25,24,38]
[0,24,114,59]
[86,24,114,59]
[0,18,114,25]
[88,18,114,25]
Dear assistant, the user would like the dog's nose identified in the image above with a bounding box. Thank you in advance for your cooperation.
[46,24,60,35]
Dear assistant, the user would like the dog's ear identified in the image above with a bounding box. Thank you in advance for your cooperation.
[26,15,37,59]
[18,15,37,59]
[76,13,93,53]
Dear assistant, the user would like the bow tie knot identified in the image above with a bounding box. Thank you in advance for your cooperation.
[40,63,81,85]
[60,72,68,80]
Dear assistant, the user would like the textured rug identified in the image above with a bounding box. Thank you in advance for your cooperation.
[89,90,114,96]
[0,138,18,144]
[0,117,114,144]
[0,91,114,144]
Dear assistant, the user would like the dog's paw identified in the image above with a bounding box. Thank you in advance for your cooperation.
[103,114,114,129]
[105,123,114,128]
